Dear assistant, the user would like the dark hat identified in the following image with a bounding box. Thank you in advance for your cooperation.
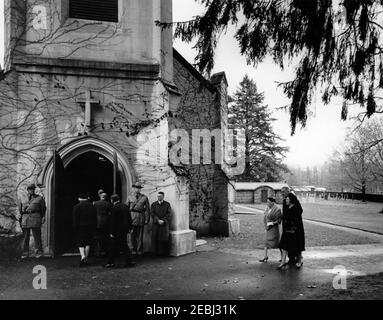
[78,193,88,200]
[111,194,120,202]
[132,182,143,189]
[27,184,36,190]
[97,189,105,195]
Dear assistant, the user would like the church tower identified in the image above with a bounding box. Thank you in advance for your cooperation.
[1,0,235,259]
[1,0,198,257]
[4,0,174,83]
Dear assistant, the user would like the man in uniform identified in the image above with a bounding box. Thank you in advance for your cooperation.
[93,192,112,257]
[150,191,172,256]
[128,182,150,256]
[19,184,46,259]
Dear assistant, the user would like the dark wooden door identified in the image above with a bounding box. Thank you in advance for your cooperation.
[261,190,268,203]
[52,150,68,256]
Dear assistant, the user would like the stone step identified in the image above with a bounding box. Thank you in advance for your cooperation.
[196,239,207,247]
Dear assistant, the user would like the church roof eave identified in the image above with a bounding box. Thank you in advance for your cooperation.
[173,48,217,94]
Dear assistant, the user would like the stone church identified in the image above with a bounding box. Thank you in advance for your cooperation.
[0,0,239,258]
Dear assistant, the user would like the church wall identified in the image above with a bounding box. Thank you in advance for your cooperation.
[0,71,21,233]
[159,0,174,84]
[1,0,197,257]
[6,0,173,73]
[210,72,234,236]
[0,69,178,233]
[173,57,230,237]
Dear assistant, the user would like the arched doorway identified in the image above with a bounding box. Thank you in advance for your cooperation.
[54,151,123,254]
[39,136,135,256]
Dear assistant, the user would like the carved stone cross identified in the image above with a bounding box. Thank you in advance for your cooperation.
[77,90,100,128]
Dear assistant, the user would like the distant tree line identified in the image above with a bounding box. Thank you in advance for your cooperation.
[286,116,383,200]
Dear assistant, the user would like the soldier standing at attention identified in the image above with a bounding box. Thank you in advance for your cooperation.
[19,184,46,260]
[128,182,150,256]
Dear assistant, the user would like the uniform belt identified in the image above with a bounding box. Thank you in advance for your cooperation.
[131,210,144,213]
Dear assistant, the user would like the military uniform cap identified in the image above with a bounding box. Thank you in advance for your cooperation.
[132,182,143,189]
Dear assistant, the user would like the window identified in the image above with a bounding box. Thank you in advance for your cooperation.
[69,0,118,22]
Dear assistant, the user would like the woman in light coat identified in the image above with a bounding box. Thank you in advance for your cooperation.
[259,197,283,263]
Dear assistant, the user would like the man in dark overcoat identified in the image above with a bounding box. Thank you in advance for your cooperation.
[104,194,135,268]
[150,191,172,256]
[93,192,112,256]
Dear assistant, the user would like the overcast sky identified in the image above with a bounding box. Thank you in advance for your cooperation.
[0,1,354,168]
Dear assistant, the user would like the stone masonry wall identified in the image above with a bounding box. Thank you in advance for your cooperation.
[0,67,176,232]
[235,191,254,203]
[173,54,230,236]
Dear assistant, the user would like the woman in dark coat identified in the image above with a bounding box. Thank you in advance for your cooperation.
[278,193,305,269]
[73,193,97,267]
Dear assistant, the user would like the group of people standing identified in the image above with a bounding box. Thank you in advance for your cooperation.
[71,182,172,268]
[260,187,305,270]
[19,182,303,272]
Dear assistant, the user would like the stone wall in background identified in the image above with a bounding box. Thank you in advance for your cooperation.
[173,52,231,237]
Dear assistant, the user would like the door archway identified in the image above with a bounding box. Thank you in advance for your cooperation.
[39,136,135,256]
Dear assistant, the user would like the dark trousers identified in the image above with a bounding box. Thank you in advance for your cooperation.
[94,228,108,256]
[107,232,133,265]
[131,226,144,253]
[151,225,170,256]
[22,227,43,255]
[152,240,170,256]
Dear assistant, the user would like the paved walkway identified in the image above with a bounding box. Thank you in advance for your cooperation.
[215,243,383,277]
[232,204,383,278]
[2,242,383,300]
[0,204,382,300]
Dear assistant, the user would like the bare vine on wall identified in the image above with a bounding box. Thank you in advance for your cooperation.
[1,1,232,236]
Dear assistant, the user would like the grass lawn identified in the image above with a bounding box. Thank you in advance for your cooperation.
[242,199,383,234]
[202,213,383,251]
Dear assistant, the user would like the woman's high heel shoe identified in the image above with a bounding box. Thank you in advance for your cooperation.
[277,262,288,270]
[296,261,303,269]
[259,257,269,263]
